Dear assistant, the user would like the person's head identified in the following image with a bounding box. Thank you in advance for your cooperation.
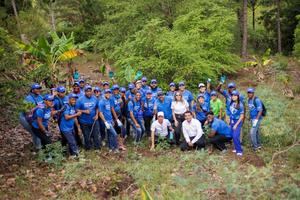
[146,90,152,99]
[142,77,147,86]
[197,94,205,104]
[227,82,236,93]
[56,86,66,98]
[210,91,217,101]
[96,81,103,89]
[247,88,255,99]
[150,79,157,89]
[79,79,85,88]
[103,82,110,90]
[135,80,142,89]
[31,83,42,95]
[84,85,93,98]
[43,94,54,107]
[231,90,239,102]
[112,84,120,95]
[206,111,215,123]
[93,87,101,97]
[178,81,185,91]
[174,91,183,102]
[104,89,112,99]
[120,87,126,97]
[157,111,164,123]
[73,82,80,93]
[169,82,176,92]
[135,91,142,101]
[128,83,135,92]
[157,91,164,101]
[184,111,193,122]
[198,83,206,93]
[68,93,78,106]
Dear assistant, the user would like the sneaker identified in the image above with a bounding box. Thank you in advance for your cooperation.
[109,149,113,153]
[113,149,120,154]
[232,149,236,153]
[236,152,243,156]
[102,141,106,146]
[70,155,79,160]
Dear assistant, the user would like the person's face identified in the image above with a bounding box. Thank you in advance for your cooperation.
[73,85,80,92]
[150,82,157,88]
[199,87,206,93]
[207,114,214,123]
[211,95,216,101]
[247,92,254,99]
[184,112,192,122]
[198,97,204,104]
[158,95,164,101]
[32,88,41,95]
[175,92,182,101]
[229,87,235,93]
[58,92,65,98]
[121,91,125,97]
[136,83,142,89]
[45,99,53,107]
[232,95,238,101]
[158,115,164,123]
[105,92,111,99]
[85,89,92,97]
[103,84,109,89]
[69,98,76,106]
[142,80,147,86]
[135,93,141,101]
[94,90,100,97]
[80,82,85,88]
[179,85,185,91]
[146,93,152,99]
[170,86,175,92]
[113,89,119,95]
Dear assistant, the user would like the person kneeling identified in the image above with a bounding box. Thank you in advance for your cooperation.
[150,112,174,151]
[180,111,205,151]
[206,111,232,153]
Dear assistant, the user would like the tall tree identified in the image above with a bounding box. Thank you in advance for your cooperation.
[242,0,248,59]
[276,0,282,53]
[11,0,25,42]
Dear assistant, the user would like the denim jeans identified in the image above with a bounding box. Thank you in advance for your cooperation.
[62,130,79,155]
[107,122,118,150]
[80,121,101,150]
[98,118,106,142]
[127,118,145,143]
[19,112,42,149]
[230,119,243,153]
[249,119,262,149]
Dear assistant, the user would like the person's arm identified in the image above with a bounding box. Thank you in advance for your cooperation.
[207,82,211,93]
[150,130,155,150]
[111,106,118,121]
[64,111,82,120]
[37,117,46,133]
[234,113,244,130]
[191,121,204,144]
[255,98,263,120]
[218,100,223,119]
[76,100,90,114]
[172,102,178,127]
[130,111,140,128]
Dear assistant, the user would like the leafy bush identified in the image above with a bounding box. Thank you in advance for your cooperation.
[37,142,66,169]
[293,15,300,59]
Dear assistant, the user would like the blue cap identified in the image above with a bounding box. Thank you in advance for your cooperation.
[31,83,42,90]
[103,81,109,86]
[210,91,217,96]
[120,87,126,93]
[84,85,92,91]
[146,90,152,94]
[228,82,236,88]
[247,88,255,93]
[142,77,147,81]
[169,82,175,87]
[197,94,205,99]
[157,91,164,96]
[151,79,157,84]
[44,94,54,101]
[79,79,85,83]
[232,90,239,96]
[73,82,80,87]
[94,87,101,92]
[68,93,78,99]
[178,81,185,86]
[104,89,112,94]
[112,84,119,90]
[57,86,66,93]
[128,83,135,89]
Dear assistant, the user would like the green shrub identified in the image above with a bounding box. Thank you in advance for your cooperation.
[37,142,66,169]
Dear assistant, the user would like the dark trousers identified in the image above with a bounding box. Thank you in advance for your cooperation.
[80,121,101,150]
[180,135,205,151]
[114,115,126,138]
[208,134,231,151]
[32,127,52,148]
[144,116,153,137]
[98,119,106,141]
[73,124,83,147]
[174,114,185,145]
[62,130,79,155]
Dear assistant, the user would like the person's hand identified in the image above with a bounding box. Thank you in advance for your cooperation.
[174,120,178,127]
[152,116,156,122]
[188,142,193,147]
[104,121,110,129]
[85,109,90,115]
[93,115,98,120]
[150,144,155,151]
[233,124,238,130]
[117,119,123,127]
[204,120,208,125]
[78,128,83,136]
[76,111,82,116]
[135,123,140,128]
[252,119,258,128]
[207,78,211,83]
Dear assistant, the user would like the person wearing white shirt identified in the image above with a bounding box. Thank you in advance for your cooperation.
[150,112,174,150]
[180,111,206,151]
[171,91,189,145]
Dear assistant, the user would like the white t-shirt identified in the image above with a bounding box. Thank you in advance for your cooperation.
[182,118,204,144]
[151,119,171,137]
[171,100,189,114]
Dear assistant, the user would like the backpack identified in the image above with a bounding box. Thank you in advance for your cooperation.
[25,105,43,124]
[253,97,267,117]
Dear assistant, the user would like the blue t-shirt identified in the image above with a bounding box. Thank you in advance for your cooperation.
[166,91,175,98]
[222,90,245,115]
[198,91,211,107]
[228,102,244,120]
[154,96,173,121]
[70,91,84,98]
[211,118,232,138]
[25,93,44,105]
[151,87,161,99]
[141,85,150,93]
[182,90,194,105]
[110,94,123,116]
[53,96,69,110]
[143,97,155,117]
[32,107,52,129]
[248,97,263,120]
[59,104,76,132]
[127,99,143,119]
[125,90,135,100]
[99,98,113,123]
[192,102,209,122]
[75,95,98,124]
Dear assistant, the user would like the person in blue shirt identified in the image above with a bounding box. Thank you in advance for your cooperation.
[98,89,119,152]
[126,83,136,101]
[19,83,44,150]
[111,85,126,150]
[79,79,85,92]
[141,77,150,92]
[192,94,210,126]
[94,86,105,145]
[178,81,194,107]
[206,111,232,153]
[228,90,244,156]
[166,82,176,97]
[127,91,145,143]
[75,85,100,150]
[93,87,102,100]
[103,82,110,90]
[143,90,156,137]
[198,82,211,107]
[154,91,173,122]
[59,94,82,157]
[71,82,84,98]
[31,94,55,148]
[135,80,145,99]
[247,88,263,151]
[150,79,161,99]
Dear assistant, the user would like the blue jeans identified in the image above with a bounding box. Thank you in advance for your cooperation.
[230,119,243,153]
[62,130,79,155]
[107,122,118,150]
[127,118,145,143]
[249,119,262,149]
[80,121,101,150]
[19,112,42,149]
[98,119,106,142]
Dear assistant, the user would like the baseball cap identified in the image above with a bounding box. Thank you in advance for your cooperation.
[169,82,175,87]
[68,93,78,99]
[232,90,239,96]
[247,88,255,93]
[197,94,205,99]
[79,79,85,83]
[157,112,164,117]
[136,80,142,84]
[157,91,164,97]
[198,83,205,88]
[103,81,109,86]
[57,86,66,93]
[128,83,135,89]
[146,90,152,94]
[151,79,157,84]
[44,94,54,101]
[73,82,80,87]
[104,89,112,93]
[112,84,119,90]
[120,87,126,93]
[84,85,92,91]
[210,91,217,96]
[94,87,101,92]
[31,83,42,90]
[142,77,147,82]
[178,81,185,87]
[228,82,236,88]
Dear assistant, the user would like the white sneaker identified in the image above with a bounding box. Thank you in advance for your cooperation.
[236,153,243,156]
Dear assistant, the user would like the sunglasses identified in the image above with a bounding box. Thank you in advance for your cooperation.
[175,94,182,96]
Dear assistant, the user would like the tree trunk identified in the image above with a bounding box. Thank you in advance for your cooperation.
[50,2,56,31]
[11,0,25,42]
[276,0,282,53]
[252,4,255,30]
[242,0,248,59]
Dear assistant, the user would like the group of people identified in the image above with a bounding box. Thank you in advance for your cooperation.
[19,76,265,158]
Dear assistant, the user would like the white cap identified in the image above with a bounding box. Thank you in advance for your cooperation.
[198,83,205,88]
[157,112,164,117]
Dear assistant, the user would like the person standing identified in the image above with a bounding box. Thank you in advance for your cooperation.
[192,94,210,126]
[178,82,194,107]
[154,91,173,122]
[143,90,156,137]
[198,81,211,107]
[166,82,176,97]
[149,79,161,99]
[210,91,224,119]
[141,77,150,93]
